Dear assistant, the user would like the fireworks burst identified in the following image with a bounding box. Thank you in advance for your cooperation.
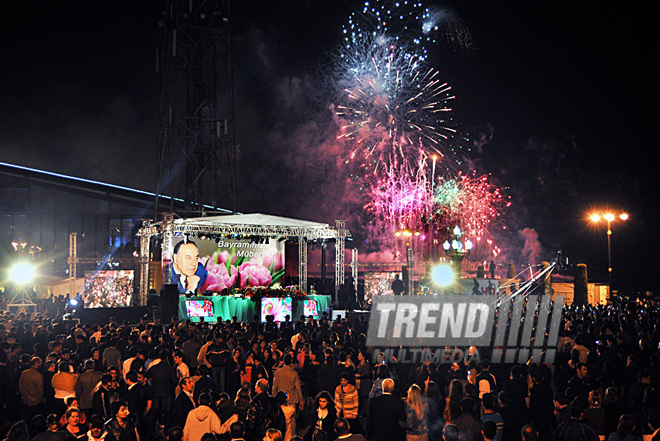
[336,1,457,176]
[432,172,509,239]
[335,0,505,255]
[364,152,432,234]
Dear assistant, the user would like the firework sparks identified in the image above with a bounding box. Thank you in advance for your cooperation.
[433,172,509,239]
[335,1,457,174]
[335,1,504,255]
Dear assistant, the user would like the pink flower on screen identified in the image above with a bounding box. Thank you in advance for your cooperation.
[260,251,285,273]
[212,250,238,266]
[250,251,285,274]
[201,261,238,292]
[239,261,272,288]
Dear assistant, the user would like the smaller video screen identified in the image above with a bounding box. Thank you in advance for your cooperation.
[185,299,214,318]
[261,297,292,322]
[303,299,318,317]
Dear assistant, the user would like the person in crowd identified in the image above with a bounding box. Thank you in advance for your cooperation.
[234,386,252,422]
[167,427,183,441]
[19,356,45,422]
[2,421,29,441]
[480,393,504,441]
[78,415,116,441]
[582,390,606,438]
[76,360,104,417]
[2,296,660,441]
[443,380,463,425]
[452,398,481,441]
[228,421,246,441]
[275,392,296,441]
[263,429,282,441]
[333,418,365,441]
[441,425,460,441]
[59,397,87,428]
[482,421,497,441]
[424,381,443,441]
[272,353,303,425]
[182,392,230,441]
[366,378,405,441]
[400,384,429,441]
[307,391,337,441]
[607,414,641,441]
[556,400,599,441]
[51,361,78,417]
[354,350,371,418]
[647,413,660,441]
[520,426,538,441]
[105,401,139,441]
[173,350,190,380]
[334,373,360,434]
[91,374,115,420]
[148,348,178,429]
[172,377,197,430]
[245,379,285,441]
[62,408,87,441]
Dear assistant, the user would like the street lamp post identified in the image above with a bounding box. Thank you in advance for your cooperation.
[590,211,628,288]
[396,229,420,295]
[443,226,473,280]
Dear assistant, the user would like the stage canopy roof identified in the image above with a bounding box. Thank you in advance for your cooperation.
[140,213,350,241]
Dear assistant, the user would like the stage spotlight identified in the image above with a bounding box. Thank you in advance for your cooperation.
[9,262,35,285]
[431,264,454,287]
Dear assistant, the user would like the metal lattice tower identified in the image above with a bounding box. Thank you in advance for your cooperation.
[335,220,346,304]
[155,0,236,219]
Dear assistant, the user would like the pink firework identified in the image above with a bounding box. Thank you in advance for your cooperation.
[364,152,433,235]
[433,172,509,239]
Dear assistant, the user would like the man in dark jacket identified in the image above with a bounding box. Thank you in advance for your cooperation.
[76,359,104,416]
[556,400,599,441]
[148,349,178,428]
[172,377,196,429]
[366,378,405,441]
[245,379,285,441]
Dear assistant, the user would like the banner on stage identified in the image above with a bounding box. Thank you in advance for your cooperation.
[187,237,285,293]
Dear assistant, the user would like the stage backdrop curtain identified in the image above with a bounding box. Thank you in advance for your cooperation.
[178,294,331,322]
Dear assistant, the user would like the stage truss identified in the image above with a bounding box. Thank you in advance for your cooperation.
[137,213,351,305]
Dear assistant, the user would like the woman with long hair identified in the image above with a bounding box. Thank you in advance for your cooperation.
[233,385,251,422]
[443,380,463,424]
[425,381,443,441]
[305,391,337,441]
[401,384,429,441]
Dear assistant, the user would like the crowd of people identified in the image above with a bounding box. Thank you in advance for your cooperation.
[83,272,134,308]
[0,295,659,441]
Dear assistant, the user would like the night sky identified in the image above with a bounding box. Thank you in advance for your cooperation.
[1,1,658,291]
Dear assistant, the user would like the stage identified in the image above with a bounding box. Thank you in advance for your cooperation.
[178,294,332,322]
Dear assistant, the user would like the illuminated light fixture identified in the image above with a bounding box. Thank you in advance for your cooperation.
[9,262,36,285]
[431,264,454,286]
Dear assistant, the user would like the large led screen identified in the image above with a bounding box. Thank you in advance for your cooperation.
[165,236,285,293]
[83,270,134,308]
[364,272,401,303]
